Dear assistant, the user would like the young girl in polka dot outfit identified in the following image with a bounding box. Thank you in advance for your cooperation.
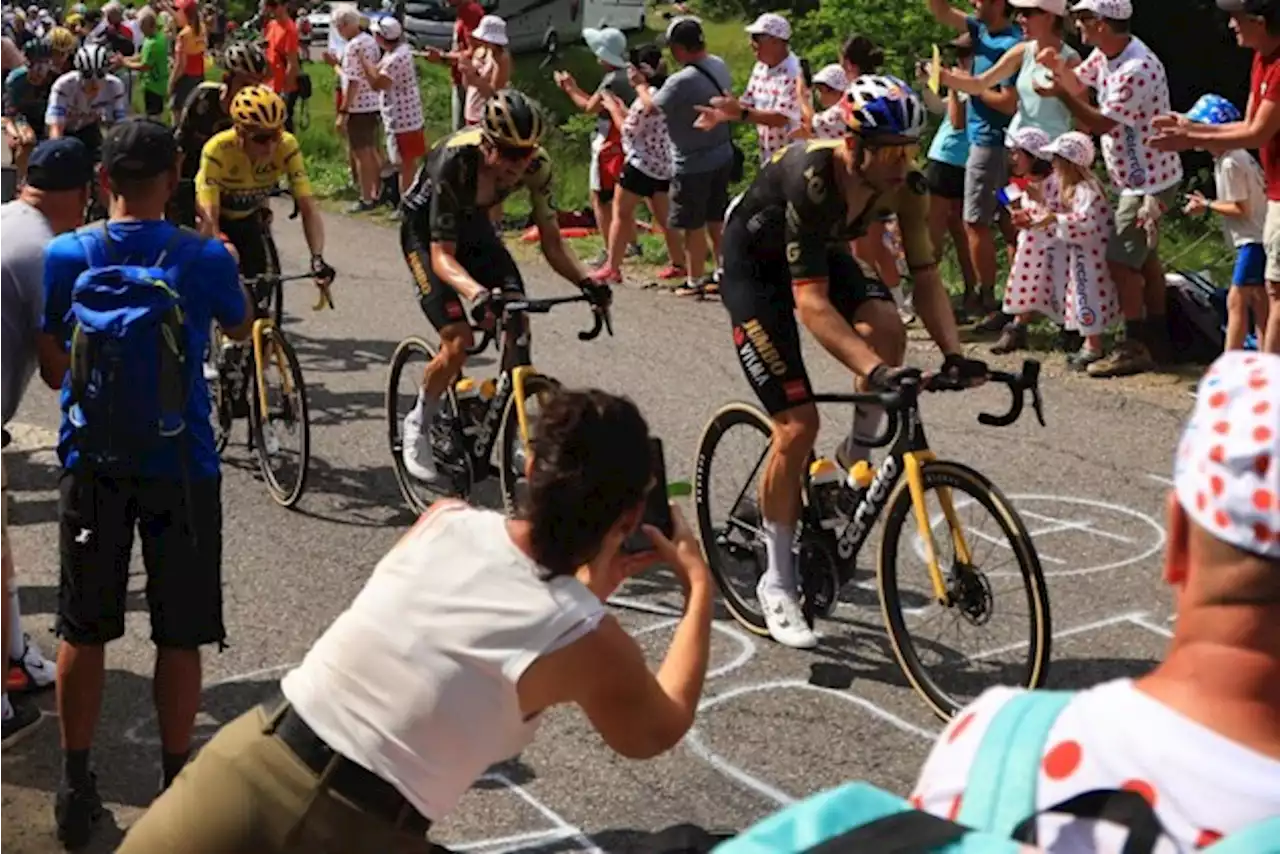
[992,127,1059,355]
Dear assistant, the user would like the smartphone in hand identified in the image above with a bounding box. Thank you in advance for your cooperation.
[621,438,674,554]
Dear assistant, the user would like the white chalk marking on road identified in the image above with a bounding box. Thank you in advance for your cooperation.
[992,495,1166,578]
[1145,473,1175,487]
[482,772,602,854]
[610,595,758,680]
[452,828,576,852]
[965,524,1066,564]
[1019,509,1137,545]
[633,618,679,637]
[122,661,298,747]
[683,679,940,806]
[970,611,1147,662]
[1127,614,1174,639]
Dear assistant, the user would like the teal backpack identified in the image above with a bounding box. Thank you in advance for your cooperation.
[715,691,1280,854]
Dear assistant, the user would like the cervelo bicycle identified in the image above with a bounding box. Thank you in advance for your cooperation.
[386,290,612,514]
[694,362,1051,720]
[208,270,330,507]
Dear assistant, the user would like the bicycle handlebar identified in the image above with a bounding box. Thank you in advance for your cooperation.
[466,290,613,356]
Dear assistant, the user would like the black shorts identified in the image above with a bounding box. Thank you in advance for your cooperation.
[221,213,280,286]
[925,159,966,201]
[719,221,894,416]
[619,163,671,199]
[670,161,732,230]
[400,209,525,331]
[57,471,225,648]
[144,89,165,118]
[68,123,103,164]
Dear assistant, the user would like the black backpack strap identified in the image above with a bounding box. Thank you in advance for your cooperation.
[803,811,970,854]
[1012,789,1166,854]
[689,61,728,97]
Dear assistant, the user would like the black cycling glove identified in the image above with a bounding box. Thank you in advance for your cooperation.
[310,254,336,282]
[867,364,922,392]
[469,288,501,326]
[941,353,989,383]
[578,279,613,308]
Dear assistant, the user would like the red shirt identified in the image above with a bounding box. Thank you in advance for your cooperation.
[266,17,300,94]
[450,1,485,87]
[1250,49,1280,200]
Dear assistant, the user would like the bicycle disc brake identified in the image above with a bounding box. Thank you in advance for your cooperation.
[949,564,994,627]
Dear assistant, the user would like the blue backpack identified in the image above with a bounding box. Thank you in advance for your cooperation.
[66,223,205,474]
[715,691,1280,854]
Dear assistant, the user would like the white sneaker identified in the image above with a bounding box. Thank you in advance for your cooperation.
[10,633,56,691]
[756,579,819,649]
[401,407,439,483]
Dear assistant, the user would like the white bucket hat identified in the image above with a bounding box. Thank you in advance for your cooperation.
[1175,351,1280,559]
[1010,0,1068,15]
[472,15,508,46]
[1040,131,1096,168]
[745,12,790,41]
[583,27,627,68]
[1007,126,1051,157]
[371,16,402,41]
[812,64,849,91]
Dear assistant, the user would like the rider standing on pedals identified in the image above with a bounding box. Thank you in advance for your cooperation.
[45,44,126,159]
[715,75,987,650]
[172,42,271,228]
[398,88,610,484]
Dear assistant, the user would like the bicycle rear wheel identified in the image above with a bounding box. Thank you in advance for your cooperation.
[250,328,310,508]
[498,372,559,517]
[877,460,1050,721]
[385,336,472,515]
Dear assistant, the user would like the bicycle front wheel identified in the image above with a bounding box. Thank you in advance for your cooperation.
[250,328,310,508]
[877,460,1050,720]
[498,372,560,517]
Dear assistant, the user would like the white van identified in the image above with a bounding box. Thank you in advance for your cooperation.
[403,0,645,55]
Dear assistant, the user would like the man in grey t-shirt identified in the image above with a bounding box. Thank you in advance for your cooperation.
[632,17,733,295]
[0,138,91,747]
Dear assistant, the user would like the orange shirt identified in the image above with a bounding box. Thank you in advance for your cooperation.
[266,17,299,94]
[179,26,206,77]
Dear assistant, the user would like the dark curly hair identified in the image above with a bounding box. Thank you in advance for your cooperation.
[841,36,885,75]
[521,389,652,578]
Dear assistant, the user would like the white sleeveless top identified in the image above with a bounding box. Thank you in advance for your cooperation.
[281,503,607,821]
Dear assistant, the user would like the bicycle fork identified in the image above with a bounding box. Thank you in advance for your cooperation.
[250,318,295,426]
[903,451,975,606]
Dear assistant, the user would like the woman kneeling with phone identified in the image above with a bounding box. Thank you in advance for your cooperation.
[119,389,714,854]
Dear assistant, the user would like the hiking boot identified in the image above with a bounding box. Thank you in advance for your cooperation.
[1068,347,1105,372]
[974,311,1010,333]
[991,323,1028,355]
[1,698,43,746]
[1086,340,1155,378]
[1054,327,1083,353]
[55,773,104,850]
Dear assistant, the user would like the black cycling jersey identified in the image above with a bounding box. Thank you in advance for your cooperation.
[175,81,231,180]
[401,127,557,242]
[727,139,935,286]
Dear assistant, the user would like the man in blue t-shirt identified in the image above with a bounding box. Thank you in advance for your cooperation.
[927,0,1021,325]
[37,118,252,850]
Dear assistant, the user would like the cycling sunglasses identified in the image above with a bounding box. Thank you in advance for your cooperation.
[247,130,282,145]
[79,70,106,80]
[493,141,537,161]
[864,142,920,166]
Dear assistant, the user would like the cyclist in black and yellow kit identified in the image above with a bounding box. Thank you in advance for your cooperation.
[194,85,333,290]
[712,75,986,649]
[398,88,607,483]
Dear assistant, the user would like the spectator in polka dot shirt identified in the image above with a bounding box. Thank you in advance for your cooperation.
[1035,0,1183,379]
[911,350,1280,852]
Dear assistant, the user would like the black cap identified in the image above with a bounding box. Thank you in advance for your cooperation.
[102,117,177,181]
[665,17,704,50]
[26,137,94,191]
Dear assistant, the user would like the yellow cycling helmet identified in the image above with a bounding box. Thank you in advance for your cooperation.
[230,85,286,131]
[48,24,76,51]
[481,89,545,150]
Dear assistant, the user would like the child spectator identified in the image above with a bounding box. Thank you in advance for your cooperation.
[795,63,848,140]
[1180,94,1270,352]
[1039,132,1118,368]
[992,126,1056,354]
[590,45,680,285]
[122,8,166,120]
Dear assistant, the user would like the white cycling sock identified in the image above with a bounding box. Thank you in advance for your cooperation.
[760,519,796,596]
[8,587,21,658]
[411,388,439,422]
[838,404,886,468]
[2,693,11,721]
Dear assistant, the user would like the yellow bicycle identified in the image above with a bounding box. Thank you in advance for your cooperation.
[693,363,1050,720]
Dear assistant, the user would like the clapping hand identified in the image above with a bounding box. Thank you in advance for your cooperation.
[1183,191,1209,217]
[1150,114,1194,152]
[694,94,741,130]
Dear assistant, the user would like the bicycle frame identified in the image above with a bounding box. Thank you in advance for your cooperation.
[235,272,313,427]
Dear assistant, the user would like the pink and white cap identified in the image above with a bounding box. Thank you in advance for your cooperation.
[1174,351,1280,559]
[1007,126,1051,158]
[1039,131,1095,169]
[1069,0,1133,19]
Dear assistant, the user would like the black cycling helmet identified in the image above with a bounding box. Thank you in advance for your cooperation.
[221,41,269,78]
[23,36,53,61]
[481,89,545,150]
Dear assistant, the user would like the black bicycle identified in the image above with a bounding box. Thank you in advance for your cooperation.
[694,362,1051,720]
[386,290,612,515]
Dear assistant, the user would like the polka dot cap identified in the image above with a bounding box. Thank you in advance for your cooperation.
[1039,131,1095,170]
[1007,126,1051,159]
[1174,352,1280,559]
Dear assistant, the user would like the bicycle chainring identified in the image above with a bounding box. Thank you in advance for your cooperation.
[798,536,841,625]
[429,413,474,497]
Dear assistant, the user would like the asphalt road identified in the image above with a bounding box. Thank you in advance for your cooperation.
[1,201,1192,853]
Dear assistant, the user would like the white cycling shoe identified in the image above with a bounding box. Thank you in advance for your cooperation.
[401,406,440,483]
[756,579,819,649]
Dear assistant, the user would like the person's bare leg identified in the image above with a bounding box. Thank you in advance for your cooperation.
[950,202,979,292]
[1141,251,1170,361]
[592,190,612,254]
[399,158,416,196]
[1226,287,1248,351]
[606,188,639,271]
[649,193,682,266]
[965,222,997,306]
[358,147,381,203]
[1265,281,1280,354]
[57,641,105,752]
[1109,260,1145,329]
[707,220,724,269]
[685,226,708,281]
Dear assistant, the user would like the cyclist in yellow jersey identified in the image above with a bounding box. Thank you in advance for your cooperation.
[195,85,333,289]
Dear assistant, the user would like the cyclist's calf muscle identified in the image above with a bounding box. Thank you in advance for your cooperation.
[762,403,819,528]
